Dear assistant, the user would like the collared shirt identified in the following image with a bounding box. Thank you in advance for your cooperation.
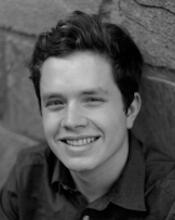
[0,136,175,220]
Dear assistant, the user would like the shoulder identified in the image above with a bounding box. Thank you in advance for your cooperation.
[17,143,48,164]
[146,165,175,219]
[7,143,57,189]
[0,144,58,219]
[16,142,55,168]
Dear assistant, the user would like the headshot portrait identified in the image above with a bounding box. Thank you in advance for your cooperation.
[0,1,175,220]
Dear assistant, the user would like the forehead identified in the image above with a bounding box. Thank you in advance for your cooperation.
[40,51,118,95]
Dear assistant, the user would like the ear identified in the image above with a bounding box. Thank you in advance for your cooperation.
[126,93,142,129]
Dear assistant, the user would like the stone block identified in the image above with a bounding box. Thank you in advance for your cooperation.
[0,125,38,188]
[0,32,7,118]
[108,0,175,70]
[0,0,102,35]
[2,34,44,140]
[133,66,175,161]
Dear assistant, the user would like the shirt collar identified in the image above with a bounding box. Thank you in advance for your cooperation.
[51,159,77,192]
[51,134,146,212]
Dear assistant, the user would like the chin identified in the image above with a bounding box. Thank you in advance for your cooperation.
[64,158,97,173]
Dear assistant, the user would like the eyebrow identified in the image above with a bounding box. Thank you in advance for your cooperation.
[42,94,65,103]
[81,88,109,96]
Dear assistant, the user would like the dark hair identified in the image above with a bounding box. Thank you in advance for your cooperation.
[29,10,143,110]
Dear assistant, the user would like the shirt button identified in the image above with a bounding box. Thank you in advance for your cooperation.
[82,215,90,220]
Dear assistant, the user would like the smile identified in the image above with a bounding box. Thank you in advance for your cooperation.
[60,136,100,146]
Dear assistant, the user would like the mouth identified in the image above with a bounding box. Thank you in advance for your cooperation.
[59,136,100,146]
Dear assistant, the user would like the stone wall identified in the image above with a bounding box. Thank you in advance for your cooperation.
[0,0,175,186]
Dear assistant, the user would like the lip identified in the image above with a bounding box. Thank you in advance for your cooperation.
[58,135,101,147]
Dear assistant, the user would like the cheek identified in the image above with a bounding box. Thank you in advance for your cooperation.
[42,112,60,138]
[102,109,127,142]
[95,105,126,129]
[88,109,127,148]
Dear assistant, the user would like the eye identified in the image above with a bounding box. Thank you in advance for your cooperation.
[45,99,65,110]
[84,97,105,106]
[86,97,101,102]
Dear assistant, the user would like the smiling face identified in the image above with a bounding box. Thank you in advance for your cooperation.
[40,51,139,174]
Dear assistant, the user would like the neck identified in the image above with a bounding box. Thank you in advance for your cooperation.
[70,138,129,203]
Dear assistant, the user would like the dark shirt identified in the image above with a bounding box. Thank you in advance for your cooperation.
[1,136,175,220]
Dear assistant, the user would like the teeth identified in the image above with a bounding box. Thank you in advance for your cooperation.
[64,137,97,146]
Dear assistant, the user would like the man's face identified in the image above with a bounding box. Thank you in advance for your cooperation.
[40,51,137,173]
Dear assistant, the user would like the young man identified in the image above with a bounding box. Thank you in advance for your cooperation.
[1,10,175,220]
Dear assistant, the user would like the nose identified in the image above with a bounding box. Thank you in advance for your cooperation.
[61,103,88,130]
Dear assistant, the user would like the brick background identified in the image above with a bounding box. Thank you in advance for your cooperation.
[0,32,6,118]
[0,0,175,186]
[0,0,102,34]
[134,66,175,161]
[2,33,44,140]
[118,0,175,69]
